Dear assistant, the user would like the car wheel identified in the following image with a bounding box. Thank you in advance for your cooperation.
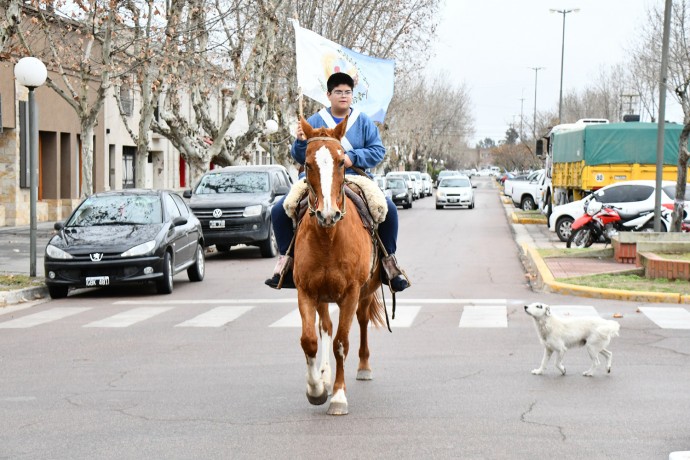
[187,244,205,282]
[555,216,574,242]
[156,251,174,294]
[521,196,535,211]
[259,224,278,258]
[47,285,69,299]
[436,204,443,210]
[469,200,474,209]
[215,244,232,252]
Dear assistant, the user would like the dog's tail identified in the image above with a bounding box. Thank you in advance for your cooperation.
[601,320,621,338]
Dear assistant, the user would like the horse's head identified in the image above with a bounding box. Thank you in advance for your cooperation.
[301,116,348,228]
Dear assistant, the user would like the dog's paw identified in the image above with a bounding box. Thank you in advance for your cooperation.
[582,371,593,377]
[531,369,544,375]
[557,365,566,375]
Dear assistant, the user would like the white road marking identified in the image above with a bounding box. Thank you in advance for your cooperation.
[386,306,421,328]
[270,304,337,328]
[174,306,253,327]
[549,305,600,317]
[459,306,507,328]
[113,298,508,305]
[639,307,690,329]
[0,307,91,329]
[83,307,174,328]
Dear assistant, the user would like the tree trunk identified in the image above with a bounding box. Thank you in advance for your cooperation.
[673,123,690,231]
[187,156,207,187]
[80,122,95,198]
[135,144,148,188]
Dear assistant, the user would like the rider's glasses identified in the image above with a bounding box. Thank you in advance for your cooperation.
[332,90,353,97]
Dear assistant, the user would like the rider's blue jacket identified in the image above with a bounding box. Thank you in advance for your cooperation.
[291,107,385,175]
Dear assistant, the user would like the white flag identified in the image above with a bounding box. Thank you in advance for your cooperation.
[292,20,395,123]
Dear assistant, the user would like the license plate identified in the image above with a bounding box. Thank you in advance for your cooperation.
[86,276,110,287]
[209,220,225,228]
[449,198,459,203]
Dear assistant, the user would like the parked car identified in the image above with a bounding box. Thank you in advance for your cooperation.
[509,170,546,210]
[386,171,417,199]
[436,175,476,209]
[373,175,386,191]
[409,171,425,198]
[549,180,690,242]
[184,165,291,257]
[44,189,205,299]
[420,172,433,196]
[386,177,413,209]
[503,170,541,197]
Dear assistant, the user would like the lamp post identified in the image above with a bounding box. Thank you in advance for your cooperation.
[14,57,47,278]
[264,119,279,164]
[530,67,544,139]
[551,8,579,123]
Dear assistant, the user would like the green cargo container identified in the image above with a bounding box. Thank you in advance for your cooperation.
[552,122,688,165]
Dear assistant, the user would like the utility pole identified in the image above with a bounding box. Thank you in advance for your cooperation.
[519,96,525,142]
[551,8,580,123]
[530,67,544,139]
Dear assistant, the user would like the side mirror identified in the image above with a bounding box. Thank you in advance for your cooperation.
[472,185,477,189]
[536,139,544,157]
[54,222,64,231]
[182,190,192,198]
[172,216,188,227]
[275,185,290,196]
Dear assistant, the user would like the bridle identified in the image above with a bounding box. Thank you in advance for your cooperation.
[305,136,347,219]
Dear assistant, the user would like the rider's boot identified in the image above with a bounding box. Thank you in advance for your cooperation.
[381,254,410,292]
[264,255,295,289]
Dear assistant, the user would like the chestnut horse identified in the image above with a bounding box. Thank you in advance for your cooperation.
[294,116,386,416]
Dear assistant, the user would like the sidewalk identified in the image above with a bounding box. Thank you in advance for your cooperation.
[506,198,690,304]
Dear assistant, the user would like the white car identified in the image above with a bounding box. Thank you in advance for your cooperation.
[548,180,690,242]
[420,172,433,196]
[436,175,476,209]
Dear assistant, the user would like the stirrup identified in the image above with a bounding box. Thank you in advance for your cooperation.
[381,254,411,293]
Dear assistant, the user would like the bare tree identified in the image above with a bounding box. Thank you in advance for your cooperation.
[15,2,119,198]
[0,0,22,54]
[631,0,690,230]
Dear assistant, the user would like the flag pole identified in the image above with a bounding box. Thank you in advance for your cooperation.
[298,87,304,119]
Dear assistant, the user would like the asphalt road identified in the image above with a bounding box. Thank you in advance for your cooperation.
[0,177,688,459]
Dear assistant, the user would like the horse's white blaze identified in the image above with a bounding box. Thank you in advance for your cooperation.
[315,145,334,213]
[320,330,333,393]
[306,356,324,396]
[331,388,347,404]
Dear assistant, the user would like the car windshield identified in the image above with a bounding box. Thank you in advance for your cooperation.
[67,195,163,226]
[441,178,470,187]
[195,171,269,194]
[387,179,405,189]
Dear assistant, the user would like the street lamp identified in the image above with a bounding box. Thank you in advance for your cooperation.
[530,66,544,139]
[14,57,47,278]
[551,8,580,123]
[264,119,278,164]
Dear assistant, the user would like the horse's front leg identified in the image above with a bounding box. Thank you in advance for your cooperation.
[356,296,373,381]
[328,293,359,416]
[299,293,328,406]
[317,302,333,395]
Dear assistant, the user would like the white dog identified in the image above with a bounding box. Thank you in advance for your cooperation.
[524,302,620,377]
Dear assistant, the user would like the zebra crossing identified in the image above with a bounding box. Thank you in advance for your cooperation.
[1,299,690,330]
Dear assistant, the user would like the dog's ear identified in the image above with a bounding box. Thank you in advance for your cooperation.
[545,305,551,316]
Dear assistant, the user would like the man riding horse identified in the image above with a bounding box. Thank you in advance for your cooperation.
[265,72,410,292]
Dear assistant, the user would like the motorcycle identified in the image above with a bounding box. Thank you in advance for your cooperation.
[566,200,674,248]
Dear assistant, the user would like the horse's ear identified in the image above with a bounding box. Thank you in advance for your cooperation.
[300,117,315,139]
[333,115,348,141]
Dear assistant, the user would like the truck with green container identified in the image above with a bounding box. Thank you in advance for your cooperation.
[538,119,690,218]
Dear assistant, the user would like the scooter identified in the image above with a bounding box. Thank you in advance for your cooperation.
[566,200,673,248]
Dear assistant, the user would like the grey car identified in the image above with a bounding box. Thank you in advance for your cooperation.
[386,177,413,209]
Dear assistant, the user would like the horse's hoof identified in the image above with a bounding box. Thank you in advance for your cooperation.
[356,369,373,380]
[306,388,328,406]
[327,401,348,415]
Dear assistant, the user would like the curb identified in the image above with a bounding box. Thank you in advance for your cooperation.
[0,285,49,307]
[511,213,547,225]
[522,244,687,304]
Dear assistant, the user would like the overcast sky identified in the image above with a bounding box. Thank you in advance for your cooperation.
[426,0,682,145]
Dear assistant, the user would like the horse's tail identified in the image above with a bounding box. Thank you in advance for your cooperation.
[366,291,387,329]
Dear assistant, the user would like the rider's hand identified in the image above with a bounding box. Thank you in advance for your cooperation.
[296,123,305,141]
[343,154,353,168]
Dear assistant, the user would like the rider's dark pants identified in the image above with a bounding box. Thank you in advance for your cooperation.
[272,195,398,256]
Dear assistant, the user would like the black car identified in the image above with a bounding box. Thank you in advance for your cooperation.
[184,165,292,257]
[44,189,205,299]
[386,177,412,209]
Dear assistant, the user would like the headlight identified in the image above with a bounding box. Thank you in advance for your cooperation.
[121,240,156,257]
[243,204,262,217]
[436,191,445,198]
[586,200,603,216]
[46,244,73,260]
